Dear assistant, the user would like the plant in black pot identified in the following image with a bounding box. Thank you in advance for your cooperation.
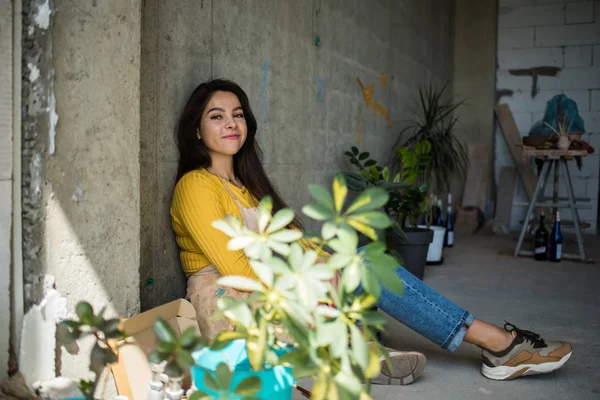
[342,142,433,280]
[392,82,469,196]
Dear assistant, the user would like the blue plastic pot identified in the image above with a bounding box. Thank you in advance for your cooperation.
[191,339,295,399]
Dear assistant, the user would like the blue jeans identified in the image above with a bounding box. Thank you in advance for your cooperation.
[359,248,475,352]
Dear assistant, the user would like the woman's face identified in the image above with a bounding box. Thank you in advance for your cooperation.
[198,91,248,159]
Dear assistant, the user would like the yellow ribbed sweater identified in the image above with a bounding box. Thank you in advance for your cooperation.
[171,169,325,278]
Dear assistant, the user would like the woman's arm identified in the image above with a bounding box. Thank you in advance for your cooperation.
[172,173,257,280]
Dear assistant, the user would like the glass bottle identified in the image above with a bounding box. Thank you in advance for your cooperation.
[534,212,548,261]
[549,211,563,262]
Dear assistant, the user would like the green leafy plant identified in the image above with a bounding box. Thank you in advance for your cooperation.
[149,317,208,377]
[189,363,261,400]
[343,142,431,231]
[60,174,403,400]
[58,301,126,400]
[198,173,403,400]
[393,82,469,194]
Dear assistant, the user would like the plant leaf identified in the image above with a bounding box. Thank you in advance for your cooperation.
[204,371,220,392]
[345,188,389,215]
[343,264,361,293]
[332,173,348,212]
[347,220,377,241]
[153,317,176,344]
[211,219,239,238]
[176,348,195,369]
[350,324,369,372]
[360,266,381,298]
[189,390,213,400]
[308,184,335,210]
[365,349,382,379]
[76,302,94,324]
[217,276,263,292]
[178,326,199,349]
[360,311,387,327]
[212,330,247,350]
[249,261,274,287]
[215,362,233,391]
[269,229,303,242]
[233,376,262,395]
[227,236,256,251]
[322,221,337,240]
[371,265,404,295]
[302,204,334,221]
[348,211,391,229]
[257,196,273,232]
[267,209,295,233]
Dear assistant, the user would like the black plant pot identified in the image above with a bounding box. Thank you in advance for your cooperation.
[386,228,434,280]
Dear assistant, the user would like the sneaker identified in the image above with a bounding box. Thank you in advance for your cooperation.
[372,347,427,385]
[481,322,573,380]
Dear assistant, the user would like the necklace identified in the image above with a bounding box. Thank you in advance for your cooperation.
[208,168,238,184]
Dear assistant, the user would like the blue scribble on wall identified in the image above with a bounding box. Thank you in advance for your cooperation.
[317,77,324,104]
[259,60,269,130]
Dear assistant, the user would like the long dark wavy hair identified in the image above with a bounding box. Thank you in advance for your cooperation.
[175,79,303,229]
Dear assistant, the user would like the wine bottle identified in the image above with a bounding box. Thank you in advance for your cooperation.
[534,212,548,261]
[549,211,563,262]
[435,199,444,226]
[445,193,454,247]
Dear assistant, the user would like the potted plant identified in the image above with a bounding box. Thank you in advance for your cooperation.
[392,82,469,196]
[53,302,128,400]
[342,143,434,280]
[56,175,402,400]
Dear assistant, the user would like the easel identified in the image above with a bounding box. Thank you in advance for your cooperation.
[513,146,591,261]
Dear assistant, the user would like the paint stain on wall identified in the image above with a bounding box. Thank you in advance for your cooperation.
[317,77,324,104]
[508,66,561,98]
[259,60,269,130]
[381,73,388,89]
[356,77,392,126]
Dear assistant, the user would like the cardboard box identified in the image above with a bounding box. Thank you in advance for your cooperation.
[110,299,199,400]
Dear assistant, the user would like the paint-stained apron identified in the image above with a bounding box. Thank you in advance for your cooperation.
[185,176,259,339]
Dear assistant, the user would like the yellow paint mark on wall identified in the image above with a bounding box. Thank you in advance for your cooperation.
[381,73,388,88]
[356,77,392,127]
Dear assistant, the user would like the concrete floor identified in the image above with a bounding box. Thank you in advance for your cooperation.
[294,233,600,399]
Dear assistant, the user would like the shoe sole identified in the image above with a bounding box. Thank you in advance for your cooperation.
[481,351,572,380]
[372,351,427,385]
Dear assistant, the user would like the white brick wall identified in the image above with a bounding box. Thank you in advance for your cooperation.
[499,4,564,28]
[498,27,535,49]
[565,2,595,24]
[564,46,592,67]
[592,89,600,110]
[536,24,600,47]
[496,0,600,232]
[498,47,563,69]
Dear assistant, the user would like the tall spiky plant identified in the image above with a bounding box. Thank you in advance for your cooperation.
[392,82,469,195]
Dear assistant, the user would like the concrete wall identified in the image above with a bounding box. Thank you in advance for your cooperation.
[0,0,14,381]
[496,0,600,232]
[452,0,498,204]
[18,0,141,387]
[140,0,457,310]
